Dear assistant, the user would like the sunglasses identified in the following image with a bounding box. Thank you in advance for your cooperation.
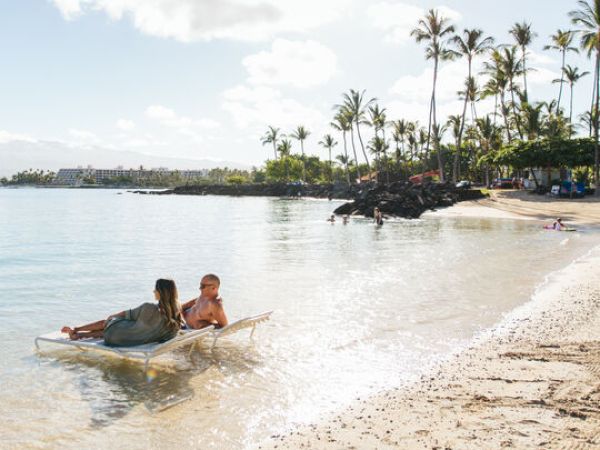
[199,283,215,289]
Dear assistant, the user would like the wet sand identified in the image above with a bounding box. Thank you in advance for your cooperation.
[259,191,600,449]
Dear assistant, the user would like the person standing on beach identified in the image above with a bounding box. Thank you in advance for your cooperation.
[61,278,183,346]
[182,274,228,329]
[374,207,384,226]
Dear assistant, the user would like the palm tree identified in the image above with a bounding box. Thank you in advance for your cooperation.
[571,0,600,193]
[579,110,599,137]
[564,65,590,129]
[368,136,390,183]
[500,46,525,139]
[335,154,351,185]
[277,139,292,181]
[522,102,544,140]
[510,21,537,103]
[331,109,357,183]
[544,29,579,112]
[319,134,338,183]
[391,119,409,176]
[261,126,281,160]
[411,9,456,182]
[482,50,513,142]
[451,29,494,182]
[338,89,376,180]
[475,116,500,187]
[368,104,387,180]
[447,114,462,179]
[290,126,310,182]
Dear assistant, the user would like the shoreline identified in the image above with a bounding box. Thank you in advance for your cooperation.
[259,192,600,449]
[424,189,600,226]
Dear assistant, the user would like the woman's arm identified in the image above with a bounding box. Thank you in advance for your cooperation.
[106,311,126,321]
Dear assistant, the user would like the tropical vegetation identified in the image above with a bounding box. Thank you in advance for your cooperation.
[255,1,600,194]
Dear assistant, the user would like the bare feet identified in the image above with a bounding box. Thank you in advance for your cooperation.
[60,326,80,340]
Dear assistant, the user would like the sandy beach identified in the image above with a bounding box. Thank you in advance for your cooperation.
[260,191,600,449]
[426,189,600,225]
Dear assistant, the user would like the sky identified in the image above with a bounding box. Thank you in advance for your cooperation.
[0,0,596,172]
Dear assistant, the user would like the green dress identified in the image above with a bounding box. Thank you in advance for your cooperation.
[103,303,178,347]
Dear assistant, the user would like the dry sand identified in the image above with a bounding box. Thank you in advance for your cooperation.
[425,189,600,225]
[259,191,600,450]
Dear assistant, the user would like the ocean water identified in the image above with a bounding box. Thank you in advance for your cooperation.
[0,188,597,449]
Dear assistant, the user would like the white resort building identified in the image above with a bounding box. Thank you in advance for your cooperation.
[55,166,208,185]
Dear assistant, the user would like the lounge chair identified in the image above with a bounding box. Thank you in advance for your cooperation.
[35,326,215,371]
[34,311,273,369]
[209,310,273,350]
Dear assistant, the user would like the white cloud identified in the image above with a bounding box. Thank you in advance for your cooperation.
[116,118,135,131]
[528,50,557,67]
[0,130,37,143]
[52,0,82,20]
[144,105,220,129]
[51,0,351,42]
[121,135,168,148]
[368,2,461,45]
[529,67,560,86]
[68,128,100,145]
[223,85,281,103]
[222,85,325,130]
[243,39,338,88]
[390,60,469,104]
[145,105,176,121]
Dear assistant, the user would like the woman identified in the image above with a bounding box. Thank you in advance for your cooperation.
[61,278,183,347]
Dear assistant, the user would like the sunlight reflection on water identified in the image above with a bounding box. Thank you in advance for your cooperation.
[0,188,597,449]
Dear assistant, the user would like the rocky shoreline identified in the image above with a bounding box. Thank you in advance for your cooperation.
[132,182,485,219]
[333,181,485,219]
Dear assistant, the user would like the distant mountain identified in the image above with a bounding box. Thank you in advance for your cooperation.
[0,139,250,177]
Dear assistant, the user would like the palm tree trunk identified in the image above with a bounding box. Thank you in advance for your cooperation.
[455,90,469,183]
[374,127,380,182]
[509,78,524,140]
[342,131,350,185]
[300,141,306,182]
[349,127,361,182]
[522,45,528,103]
[557,50,566,112]
[590,69,597,138]
[493,93,498,126]
[432,57,445,182]
[594,52,600,196]
[383,129,389,184]
[355,122,371,180]
[425,92,434,171]
[569,82,574,137]
[500,91,513,142]
[328,148,332,183]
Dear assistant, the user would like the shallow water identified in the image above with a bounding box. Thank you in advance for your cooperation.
[0,188,597,449]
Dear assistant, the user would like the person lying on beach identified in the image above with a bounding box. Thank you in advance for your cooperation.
[181,274,228,329]
[61,278,183,346]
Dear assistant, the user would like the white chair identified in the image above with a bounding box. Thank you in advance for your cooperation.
[35,326,215,371]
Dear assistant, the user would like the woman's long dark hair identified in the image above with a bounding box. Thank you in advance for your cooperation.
[155,278,182,330]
